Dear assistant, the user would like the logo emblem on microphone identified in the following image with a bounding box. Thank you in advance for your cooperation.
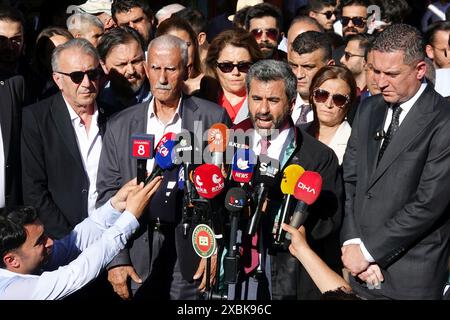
[237,158,249,170]
[209,129,223,145]
[192,224,216,259]
[297,181,316,194]
[195,175,203,187]
[212,174,221,184]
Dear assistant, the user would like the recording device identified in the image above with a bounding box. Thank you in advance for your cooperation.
[207,123,229,168]
[246,155,280,236]
[224,187,247,284]
[130,134,155,183]
[275,164,305,244]
[231,148,257,184]
[286,171,322,240]
[144,132,176,185]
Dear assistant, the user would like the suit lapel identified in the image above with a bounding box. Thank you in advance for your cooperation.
[366,98,388,180]
[368,86,437,189]
[0,81,12,160]
[50,93,85,170]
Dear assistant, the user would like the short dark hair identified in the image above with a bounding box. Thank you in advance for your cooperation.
[291,31,332,61]
[307,0,337,13]
[111,0,153,22]
[346,33,373,58]
[97,26,144,61]
[372,23,425,65]
[245,3,283,31]
[0,4,25,26]
[173,8,207,35]
[342,0,369,8]
[425,20,450,46]
[0,207,38,268]
[289,15,324,33]
[375,0,410,24]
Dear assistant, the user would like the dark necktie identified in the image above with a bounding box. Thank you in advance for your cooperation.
[378,104,402,164]
[295,104,311,126]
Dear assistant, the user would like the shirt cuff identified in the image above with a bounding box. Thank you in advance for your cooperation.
[113,211,140,238]
[343,238,362,246]
[360,242,375,263]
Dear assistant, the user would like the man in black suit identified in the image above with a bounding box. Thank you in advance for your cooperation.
[96,34,231,300]
[230,59,343,300]
[21,39,104,239]
[0,75,25,207]
[342,24,450,300]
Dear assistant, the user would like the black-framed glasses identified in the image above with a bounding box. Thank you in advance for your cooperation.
[313,88,349,108]
[250,28,279,42]
[55,68,101,84]
[344,51,365,60]
[341,16,367,28]
[314,10,337,20]
[216,61,253,73]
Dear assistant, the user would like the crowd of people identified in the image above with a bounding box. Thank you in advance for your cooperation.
[0,0,450,301]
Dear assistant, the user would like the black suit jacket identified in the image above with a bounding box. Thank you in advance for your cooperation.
[21,92,106,239]
[0,75,25,206]
[95,95,231,290]
[342,86,450,299]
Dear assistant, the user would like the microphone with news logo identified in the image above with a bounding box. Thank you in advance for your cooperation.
[274,164,305,244]
[224,187,247,284]
[285,171,322,240]
[144,132,176,184]
[207,123,229,168]
[231,148,257,184]
[130,134,155,184]
[246,155,280,236]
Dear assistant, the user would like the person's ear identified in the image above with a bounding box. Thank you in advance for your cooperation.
[416,60,427,81]
[327,59,336,66]
[197,32,207,46]
[52,72,64,90]
[425,44,434,60]
[3,253,20,269]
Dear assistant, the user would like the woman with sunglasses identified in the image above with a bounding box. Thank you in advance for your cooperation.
[301,65,356,164]
[205,28,263,124]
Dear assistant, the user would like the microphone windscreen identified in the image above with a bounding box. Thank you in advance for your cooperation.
[155,133,176,170]
[280,164,305,195]
[224,187,247,213]
[231,148,257,183]
[293,171,322,205]
[253,155,280,187]
[193,164,225,199]
[208,123,229,153]
[177,165,184,190]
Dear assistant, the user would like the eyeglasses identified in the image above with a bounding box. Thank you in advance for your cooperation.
[314,10,337,20]
[250,28,279,42]
[341,16,367,28]
[344,51,365,60]
[216,61,253,73]
[313,88,349,108]
[0,35,22,47]
[55,68,101,84]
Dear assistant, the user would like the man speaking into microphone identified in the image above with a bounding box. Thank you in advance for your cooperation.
[230,59,343,300]
[96,34,231,300]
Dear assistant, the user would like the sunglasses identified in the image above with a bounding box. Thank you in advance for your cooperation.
[250,28,279,42]
[55,68,101,84]
[315,10,337,20]
[344,51,365,60]
[341,16,366,28]
[313,88,349,108]
[216,61,253,73]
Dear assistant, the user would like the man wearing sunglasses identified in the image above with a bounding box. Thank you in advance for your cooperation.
[245,3,285,60]
[0,4,24,78]
[341,0,368,38]
[21,39,104,240]
[306,0,338,32]
[342,24,450,300]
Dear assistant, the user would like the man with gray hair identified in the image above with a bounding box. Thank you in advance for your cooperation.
[67,13,104,47]
[96,34,231,300]
[230,59,343,300]
[342,24,450,299]
[21,38,104,239]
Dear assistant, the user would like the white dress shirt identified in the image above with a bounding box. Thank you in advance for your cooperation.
[291,93,314,124]
[0,122,4,207]
[0,201,139,300]
[251,124,293,160]
[64,99,102,216]
[344,82,428,262]
[328,121,352,165]
[145,96,183,173]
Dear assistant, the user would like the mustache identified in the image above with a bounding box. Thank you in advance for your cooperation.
[344,27,359,34]
[259,43,276,50]
[256,113,273,121]
[155,84,172,90]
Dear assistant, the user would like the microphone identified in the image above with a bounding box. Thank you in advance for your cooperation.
[374,129,385,140]
[231,148,257,184]
[144,132,176,184]
[224,187,247,284]
[246,155,280,236]
[193,164,225,199]
[207,123,229,168]
[130,134,155,184]
[286,171,322,240]
[274,164,305,244]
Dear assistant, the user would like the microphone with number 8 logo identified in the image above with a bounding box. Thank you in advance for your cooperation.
[130,134,155,184]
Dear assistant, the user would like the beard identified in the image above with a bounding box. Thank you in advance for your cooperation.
[250,109,290,137]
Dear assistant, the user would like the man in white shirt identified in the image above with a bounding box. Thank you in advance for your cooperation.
[22,38,104,239]
[0,177,162,300]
